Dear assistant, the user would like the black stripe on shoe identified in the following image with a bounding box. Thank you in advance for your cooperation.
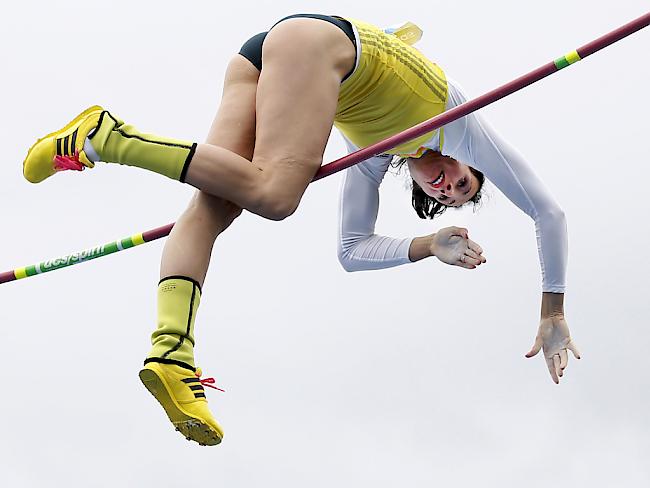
[62,135,70,156]
[56,138,63,156]
[194,392,206,399]
[181,377,201,384]
[70,129,78,154]
[189,385,204,392]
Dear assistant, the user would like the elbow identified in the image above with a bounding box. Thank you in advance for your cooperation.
[534,204,567,233]
[337,234,368,272]
[337,249,358,272]
[531,197,566,222]
[542,205,567,225]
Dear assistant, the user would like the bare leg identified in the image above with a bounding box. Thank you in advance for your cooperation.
[160,55,258,285]
[159,17,356,282]
[138,20,355,445]
[184,17,356,220]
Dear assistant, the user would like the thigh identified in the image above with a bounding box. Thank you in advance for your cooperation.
[195,54,260,212]
[205,54,260,158]
[252,18,356,194]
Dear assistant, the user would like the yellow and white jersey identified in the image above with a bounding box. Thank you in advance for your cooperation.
[337,77,568,294]
[331,18,567,293]
[334,18,447,157]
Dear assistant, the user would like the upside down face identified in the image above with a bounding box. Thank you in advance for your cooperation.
[407,151,480,207]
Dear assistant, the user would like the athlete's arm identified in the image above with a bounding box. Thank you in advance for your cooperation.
[337,139,486,271]
[443,79,568,293]
[337,144,414,271]
[442,78,578,383]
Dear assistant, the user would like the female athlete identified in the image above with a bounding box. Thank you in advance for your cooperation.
[23,14,580,446]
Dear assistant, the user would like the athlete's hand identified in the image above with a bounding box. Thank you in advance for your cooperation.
[430,226,486,269]
[525,314,581,384]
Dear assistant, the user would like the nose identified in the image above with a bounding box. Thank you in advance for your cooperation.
[445,183,454,195]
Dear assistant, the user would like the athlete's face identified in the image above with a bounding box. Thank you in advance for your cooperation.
[408,152,479,207]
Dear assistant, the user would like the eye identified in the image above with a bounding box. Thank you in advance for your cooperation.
[438,194,448,201]
[458,177,467,188]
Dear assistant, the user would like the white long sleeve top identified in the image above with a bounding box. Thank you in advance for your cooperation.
[337,78,568,293]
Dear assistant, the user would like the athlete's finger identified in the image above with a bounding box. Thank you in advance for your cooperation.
[457,260,477,269]
[559,349,568,370]
[567,341,581,359]
[464,249,485,265]
[451,226,469,239]
[525,336,543,358]
[553,354,562,377]
[467,238,484,257]
[458,252,480,266]
[546,357,559,384]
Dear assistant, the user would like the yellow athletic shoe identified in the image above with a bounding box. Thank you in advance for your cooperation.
[139,362,224,446]
[23,105,104,183]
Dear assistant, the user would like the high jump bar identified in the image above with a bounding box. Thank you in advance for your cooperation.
[1,11,648,285]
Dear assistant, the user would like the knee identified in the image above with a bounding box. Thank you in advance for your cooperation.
[257,196,299,221]
[187,191,243,227]
[250,189,300,221]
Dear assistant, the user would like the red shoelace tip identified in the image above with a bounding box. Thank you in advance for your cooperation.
[198,373,225,392]
[53,151,85,172]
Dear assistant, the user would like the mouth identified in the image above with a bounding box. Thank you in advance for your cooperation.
[430,170,444,188]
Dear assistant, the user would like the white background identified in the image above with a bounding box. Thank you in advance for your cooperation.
[1,1,649,486]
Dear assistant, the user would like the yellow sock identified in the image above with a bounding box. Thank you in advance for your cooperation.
[145,276,201,371]
[88,111,197,181]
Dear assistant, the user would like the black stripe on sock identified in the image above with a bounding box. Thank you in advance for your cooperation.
[104,111,193,150]
[56,138,63,156]
[179,142,197,183]
[161,281,197,359]
[162,335,186,359]
[88,111,106,140]
[159,275,203,294]
[143,357,196,373]
[115,128,194,149]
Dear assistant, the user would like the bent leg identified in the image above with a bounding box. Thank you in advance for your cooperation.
[160,192,242,285]
[160,55,257,286]
[184,17,355,219]
[86,18,354,219]
[147,55,257,375]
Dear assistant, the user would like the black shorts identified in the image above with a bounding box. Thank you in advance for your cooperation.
[238,13,357,81]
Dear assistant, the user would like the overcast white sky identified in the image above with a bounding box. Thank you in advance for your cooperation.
[1,1,649,487]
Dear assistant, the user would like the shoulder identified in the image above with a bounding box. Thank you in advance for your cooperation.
[343,153,394,188]
[358,153,393,176]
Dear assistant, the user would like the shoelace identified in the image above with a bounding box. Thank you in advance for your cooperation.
[196,368,225,392]
[53,151,85,172]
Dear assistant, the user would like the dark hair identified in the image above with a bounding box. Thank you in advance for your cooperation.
[392,155,485,219]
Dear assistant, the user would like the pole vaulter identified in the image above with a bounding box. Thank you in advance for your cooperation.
[2,11,648,286]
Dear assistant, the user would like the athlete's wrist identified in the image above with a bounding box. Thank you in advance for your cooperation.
[541,292,565,318]
[408,234,436,262]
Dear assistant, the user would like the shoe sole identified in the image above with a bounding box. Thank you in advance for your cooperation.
[139,368,222,446]
[24,105,104,176]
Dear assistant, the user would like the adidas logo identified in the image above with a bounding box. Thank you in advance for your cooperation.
[56,128,79,157]
[182,377,206,399]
